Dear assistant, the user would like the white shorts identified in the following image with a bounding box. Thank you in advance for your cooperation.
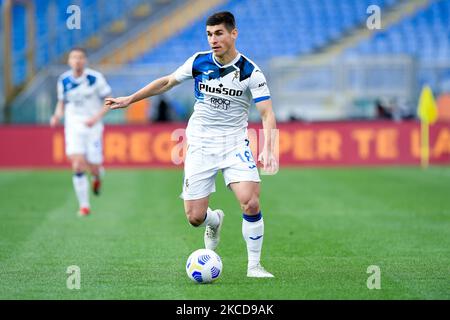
[181,138,261,200]
[65,122,103,164]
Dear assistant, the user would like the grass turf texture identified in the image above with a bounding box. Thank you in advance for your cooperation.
[0,167,449,299]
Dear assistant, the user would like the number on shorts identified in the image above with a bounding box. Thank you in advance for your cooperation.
[236,150,256,169]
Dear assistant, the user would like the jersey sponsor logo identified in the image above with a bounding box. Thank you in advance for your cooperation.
[198,83,243,97]
[210,97,230,110]
[258,82,267,88]
[203,70,214,75]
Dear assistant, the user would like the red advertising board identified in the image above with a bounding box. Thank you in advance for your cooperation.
[0,121,449,168]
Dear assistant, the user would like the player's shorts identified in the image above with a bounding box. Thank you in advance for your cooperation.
[64,122,103,164]
[181,138,261,200]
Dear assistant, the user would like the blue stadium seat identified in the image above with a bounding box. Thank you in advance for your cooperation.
[9,0,151,86]
[130,0,398,66]
[346,0,450,62]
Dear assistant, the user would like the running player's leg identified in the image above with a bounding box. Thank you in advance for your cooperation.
[86,125,104,196]
[229,182,263,264]
[222,138,272,276]
[229,181,273,277]
[70,154,90,215]
[66,126,90,215]
[88,163,102,195]
[182,144,224,249]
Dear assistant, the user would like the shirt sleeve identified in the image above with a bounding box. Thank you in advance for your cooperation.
[96,73,112,98]
[57,77,64,102]
[173,54,196,82]
[248,69,271,104]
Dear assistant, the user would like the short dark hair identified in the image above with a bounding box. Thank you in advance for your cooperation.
[69,47,87,56]
[206,11,236,31]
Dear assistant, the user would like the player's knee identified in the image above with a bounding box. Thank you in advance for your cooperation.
[241,197,260,215]
[90,166,100,176]
[72,158,87,172]
[185,208,205,227]
[187,215,204,227]
[72,163,85,173]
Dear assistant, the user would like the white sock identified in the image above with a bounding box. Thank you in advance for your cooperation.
[72,172,89,208]
[200,207,220,228]
[242,212,264,269]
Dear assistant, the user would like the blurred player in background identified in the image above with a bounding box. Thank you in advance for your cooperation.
[106,12,278,277]
[50,48,112,216]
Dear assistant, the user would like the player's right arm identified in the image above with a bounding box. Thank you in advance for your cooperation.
[105,74,180,110]
[50,100,64,127]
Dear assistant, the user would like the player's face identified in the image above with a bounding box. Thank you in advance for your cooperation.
[206,24,237,57]
[68,50,86,73]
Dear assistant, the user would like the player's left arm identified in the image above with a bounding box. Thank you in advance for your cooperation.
[256,99,278,174]
[250,67,278,174]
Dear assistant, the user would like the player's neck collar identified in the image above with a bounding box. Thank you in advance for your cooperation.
[212,51,241,68]
[71,68,86,80]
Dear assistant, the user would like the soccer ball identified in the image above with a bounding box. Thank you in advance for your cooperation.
[186,249,222,284]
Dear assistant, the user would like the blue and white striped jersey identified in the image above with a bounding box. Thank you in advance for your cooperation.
[57,68,111,125]
[173,51,271,146]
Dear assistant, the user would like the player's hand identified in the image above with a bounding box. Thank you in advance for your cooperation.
[104,96,132,110]
[50,115,60,127]
[258,150,278,175]
[85,117,98,128]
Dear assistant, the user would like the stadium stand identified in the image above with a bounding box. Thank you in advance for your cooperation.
[131,0,399,65]
[97,0,225,65]
[347,0,450,62]
[345,0,450,91]
[2,0,450,123]
[5,0,176,86]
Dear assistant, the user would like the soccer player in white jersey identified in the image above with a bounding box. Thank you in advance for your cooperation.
[106,12,278,277]
[50,48,112,216]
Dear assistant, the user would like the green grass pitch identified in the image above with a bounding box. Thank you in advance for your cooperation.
[0,167,449,299]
